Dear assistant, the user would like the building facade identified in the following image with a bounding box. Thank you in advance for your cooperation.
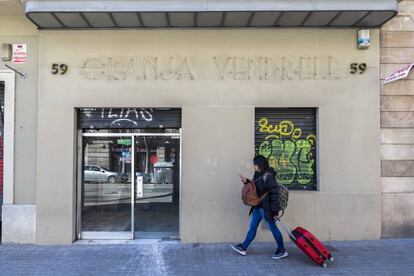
[0,0,408,245]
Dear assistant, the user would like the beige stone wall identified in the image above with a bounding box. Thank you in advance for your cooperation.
[36,29,381,244]
[381,0,414,238]
[0,14,384,244]
[0,16,38,204]
[0,15,38,244]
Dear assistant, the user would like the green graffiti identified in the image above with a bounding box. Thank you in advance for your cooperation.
[276,140,297,185]
[291,139,315,185]
[257,118,316,186]
[271,139,284,166]
[267,139,283,173]
[259,140,272,158]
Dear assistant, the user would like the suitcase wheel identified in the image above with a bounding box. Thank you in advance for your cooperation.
[329,256,334,262]
[322,262,327,268]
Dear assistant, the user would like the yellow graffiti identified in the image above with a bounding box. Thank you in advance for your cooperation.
[265,135,279,140]
[306,134,317,146]
[259,117,302,140]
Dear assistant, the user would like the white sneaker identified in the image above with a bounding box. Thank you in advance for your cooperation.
[231,244,247,256]
[271,249,288,260]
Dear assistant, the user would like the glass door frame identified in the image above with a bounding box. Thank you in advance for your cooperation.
[77,131,181,240]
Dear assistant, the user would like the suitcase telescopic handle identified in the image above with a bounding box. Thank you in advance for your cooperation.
[276,219,297,242]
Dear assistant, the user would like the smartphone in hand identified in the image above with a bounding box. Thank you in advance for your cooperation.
[239,174,248,184]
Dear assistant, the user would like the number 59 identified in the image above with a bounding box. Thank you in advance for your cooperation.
[350,63,367,74]
[51,63,68,75]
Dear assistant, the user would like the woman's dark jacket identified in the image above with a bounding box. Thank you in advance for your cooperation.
[250,168,280,221]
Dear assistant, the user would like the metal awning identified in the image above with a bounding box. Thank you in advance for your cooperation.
[25,0,398,29]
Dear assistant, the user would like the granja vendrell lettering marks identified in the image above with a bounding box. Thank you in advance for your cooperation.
[213,56,339,80]
[80,56,195,81]
[80,56,340,81]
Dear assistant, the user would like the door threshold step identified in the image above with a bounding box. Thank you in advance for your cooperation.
[74,239,180,245]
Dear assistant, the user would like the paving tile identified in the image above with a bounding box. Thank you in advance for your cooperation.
[0,239,414,275]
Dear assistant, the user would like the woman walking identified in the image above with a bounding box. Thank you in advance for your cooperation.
[231,155,288,259]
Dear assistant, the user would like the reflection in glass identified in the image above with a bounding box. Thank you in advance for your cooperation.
[134,136,180,239]
[81,137,132,232]
[80,134,180,239]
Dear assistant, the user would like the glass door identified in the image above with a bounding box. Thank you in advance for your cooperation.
[78,133,180,240]
[134,135,180,239]
[80,136,133,239]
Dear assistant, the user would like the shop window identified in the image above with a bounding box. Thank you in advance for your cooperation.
[255,108,317,190]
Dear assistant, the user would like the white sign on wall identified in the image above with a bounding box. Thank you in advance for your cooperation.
[384,63,414,84]
[12,44,27,64]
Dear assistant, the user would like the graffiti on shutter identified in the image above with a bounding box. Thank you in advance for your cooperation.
[255,108,317,190]
[79,108,181,129]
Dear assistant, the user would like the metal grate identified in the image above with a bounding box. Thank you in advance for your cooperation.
[78,108,181,129]
[255,108,317,191]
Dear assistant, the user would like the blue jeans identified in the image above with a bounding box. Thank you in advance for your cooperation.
[242,207,284,250]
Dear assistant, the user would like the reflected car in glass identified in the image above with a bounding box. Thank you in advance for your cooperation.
[84,165,128,183]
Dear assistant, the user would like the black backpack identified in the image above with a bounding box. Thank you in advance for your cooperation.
[276,184,289,217]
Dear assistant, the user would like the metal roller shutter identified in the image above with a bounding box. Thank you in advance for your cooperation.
[255,108,317,190]
[0,81,4,220]
[0,82,4,194]
[78,108,181,129]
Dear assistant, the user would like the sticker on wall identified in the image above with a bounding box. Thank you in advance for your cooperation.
[12,44,27,64]
[384,63,414,84]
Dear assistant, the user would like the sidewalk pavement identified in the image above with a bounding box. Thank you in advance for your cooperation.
[0,238,413,276]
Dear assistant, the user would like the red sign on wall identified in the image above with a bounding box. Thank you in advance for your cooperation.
[12,44,27,64]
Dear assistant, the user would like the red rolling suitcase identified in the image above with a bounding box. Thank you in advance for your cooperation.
[276,219,334,268]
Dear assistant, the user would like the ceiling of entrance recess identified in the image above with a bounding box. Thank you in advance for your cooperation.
[24,0,398,29]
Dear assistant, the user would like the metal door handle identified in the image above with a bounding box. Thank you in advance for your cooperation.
[136,176,143,198]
